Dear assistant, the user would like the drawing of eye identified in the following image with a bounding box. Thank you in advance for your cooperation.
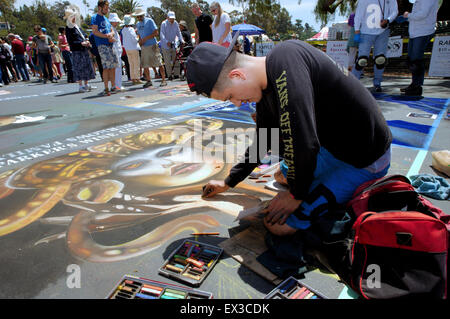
[116,160,146,171]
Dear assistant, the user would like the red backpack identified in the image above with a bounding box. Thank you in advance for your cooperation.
[339,175,449,299]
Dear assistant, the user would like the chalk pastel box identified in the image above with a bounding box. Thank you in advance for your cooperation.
[264,276,328,299]
[107,275,214,299]
[158,239,223,287]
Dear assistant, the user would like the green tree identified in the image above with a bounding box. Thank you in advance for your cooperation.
[110,0,141,17]
[50,0,71,20]
[0,0,15,18]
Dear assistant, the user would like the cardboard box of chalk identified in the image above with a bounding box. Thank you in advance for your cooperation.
[263,276,328,299]
[158,239,223,287]
[106,274,214,299]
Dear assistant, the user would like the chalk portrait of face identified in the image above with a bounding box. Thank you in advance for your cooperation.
[0,119,267,264]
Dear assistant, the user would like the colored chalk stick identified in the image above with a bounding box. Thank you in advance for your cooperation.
[297,289,311,299]
[142,284,163,291]
[202,249,219,255]
[304,292,315,299]
[165,264,183,273]
[160,295,177,299]
[124,280,140,286]
[141,287,162,296]
[165,288,186,297]
[186,258,204,268]
[162,291,185,299]
[120,286,135,292]
[174,258,188,265]
[279,279,297,293]
[174,263,186,269]
[136,293,157,299]
[289,287,307,299]
[182,273,201,280]
[207,260,214,267]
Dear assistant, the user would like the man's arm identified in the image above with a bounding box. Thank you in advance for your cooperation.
[91,24,113,39]
[406,0,436,21]
[175,22,184,45]
[386,0,398,23]
[140,29,158,45]
[194,24,199,45]
[269,46,320,201]
[354,0,366,33]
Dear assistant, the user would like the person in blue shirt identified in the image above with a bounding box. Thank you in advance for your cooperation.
[243,35,251,55]
[91,0,118,95]
[132,7,167,88]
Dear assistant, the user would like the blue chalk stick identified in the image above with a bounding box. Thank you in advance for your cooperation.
[136,293,157,299]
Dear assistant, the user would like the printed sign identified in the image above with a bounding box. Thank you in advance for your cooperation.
[326,41,349,69]
[255,42,275,56]
[429,36,450,77]
[386,36,403,58]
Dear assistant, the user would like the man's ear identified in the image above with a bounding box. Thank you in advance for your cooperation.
[228,69,246,81]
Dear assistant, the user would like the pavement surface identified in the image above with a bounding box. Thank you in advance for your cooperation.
[0,72,448,299]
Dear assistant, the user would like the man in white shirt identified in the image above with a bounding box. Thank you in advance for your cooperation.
[352,0,398,92]
[160,11,184,80]
[401,0,440,96]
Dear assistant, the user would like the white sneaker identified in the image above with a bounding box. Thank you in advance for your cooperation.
[79,86,87,93]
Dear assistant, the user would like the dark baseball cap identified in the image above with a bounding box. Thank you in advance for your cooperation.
[186,31,240,97]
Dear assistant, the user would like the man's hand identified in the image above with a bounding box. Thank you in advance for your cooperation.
[403,11,409,18]
[201,180,230,198]
[262,191,302,225]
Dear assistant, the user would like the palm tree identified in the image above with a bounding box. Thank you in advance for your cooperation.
[110,0,141,17]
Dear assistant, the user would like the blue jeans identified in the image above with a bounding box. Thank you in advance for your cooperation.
[407,34,433,87]
[286,147,390,230]
[15,54,29,81]
[352,29,390,87]
[62,50,74,82]
[38,52,54,81]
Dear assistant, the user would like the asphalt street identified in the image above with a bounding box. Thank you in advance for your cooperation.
[0,71,449,299]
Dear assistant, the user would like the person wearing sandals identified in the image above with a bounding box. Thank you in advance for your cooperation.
[133,7,167,88]
[122,14,143,85]
[64,5,96,93]
[109,12,125,92]
[91,0,118,96]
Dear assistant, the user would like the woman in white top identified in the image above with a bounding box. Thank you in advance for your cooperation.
[210,2,232,48]
[121,14,142,85]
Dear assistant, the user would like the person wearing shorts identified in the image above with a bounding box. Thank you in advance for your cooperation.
[91,0,118,95]
[133,7,167,88]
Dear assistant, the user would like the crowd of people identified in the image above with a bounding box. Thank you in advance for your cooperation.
[1,0,441,97]
[346,0,440,96]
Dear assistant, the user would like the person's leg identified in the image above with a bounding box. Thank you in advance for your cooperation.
[172,47,180,77]
[63,51,74,83]
[352,34,375,80]
[96,55,103,81]
[408,34,433,87]
[38,54,49,82]
[115,58,122,89]
[372,29,390,88]
[109,68,116,91]
[265,147,390,236]
[162,48,173,79]
[45,54,55,82]
[16,54,29,81]
[128,50,139,81]
[11,57,20,81]
[121,54,130,81]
